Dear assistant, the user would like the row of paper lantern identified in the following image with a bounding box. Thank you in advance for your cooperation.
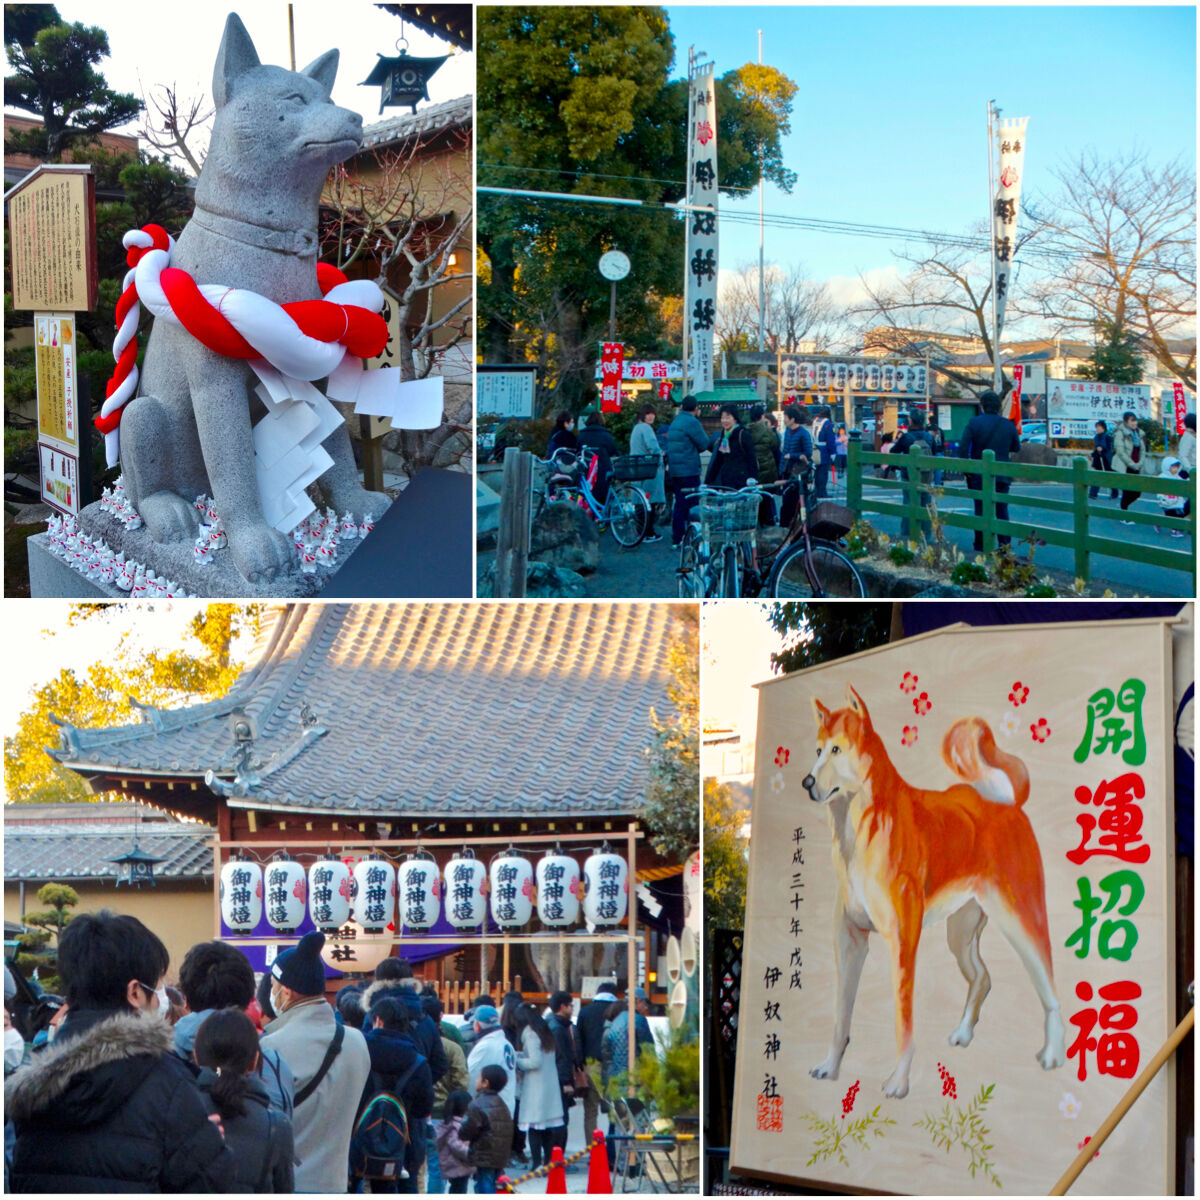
[781,359,927,394]
[218,848,629,936]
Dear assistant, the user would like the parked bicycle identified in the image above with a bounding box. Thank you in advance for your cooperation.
[676,459,866,598]
[533,448,652,548]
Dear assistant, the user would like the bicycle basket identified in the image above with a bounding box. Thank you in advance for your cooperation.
[697,492,761,540]
[611,453,660,481]
[548,450,582,484]
[808,500,854,541]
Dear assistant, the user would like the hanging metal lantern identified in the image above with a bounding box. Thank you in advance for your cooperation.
[352,853,397,935]
[444,850,488,930]
[489,849,534,928]
[108,840,165,888]
[308,855,353,933]
[397,852,440,931]
[360,39,449,115]
[582,845,628,927]
[263,854,307,935]
[536,849,581,927]
[219,854,263,933]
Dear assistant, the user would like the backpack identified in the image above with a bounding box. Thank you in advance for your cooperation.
[349,1057,424,1181]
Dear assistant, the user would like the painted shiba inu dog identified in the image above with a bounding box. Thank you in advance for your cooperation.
[802,685,1065,1099]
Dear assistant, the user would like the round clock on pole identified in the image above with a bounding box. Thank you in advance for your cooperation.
[599,251,630,340]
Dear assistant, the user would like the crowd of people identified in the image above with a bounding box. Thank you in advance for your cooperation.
[3,911,659,1194]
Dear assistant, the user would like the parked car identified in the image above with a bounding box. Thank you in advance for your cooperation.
[1021,420,1048,445]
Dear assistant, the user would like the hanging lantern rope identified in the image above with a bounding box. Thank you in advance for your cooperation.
[96,222,388,465]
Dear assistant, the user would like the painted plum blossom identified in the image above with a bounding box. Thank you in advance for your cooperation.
[901,725,919,747]
[1008,681,1030,706]
[900,671,919,695]
[913,691,932,717]
[1031,717,1052,743]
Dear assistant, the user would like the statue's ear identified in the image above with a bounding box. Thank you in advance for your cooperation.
[811,697,832,729]
[300,48,339,95]
[213,13,261,108]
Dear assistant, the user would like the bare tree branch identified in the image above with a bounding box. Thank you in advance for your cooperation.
[137,77,212,175]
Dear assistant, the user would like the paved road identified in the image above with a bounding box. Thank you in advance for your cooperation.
[857,476,1194,598]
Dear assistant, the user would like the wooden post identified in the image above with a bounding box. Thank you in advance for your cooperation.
[359,416,385,493]
[502,937,510,985]
[846,432,862,516]
[1071,457,1091,583]
[494,447,532,597]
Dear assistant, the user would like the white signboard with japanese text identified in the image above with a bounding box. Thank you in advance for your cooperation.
[477,368,536,418]
[732,619,1175,1194]
[685,62,717,394]
[1047,379,1153,423]
[992,116,1028,339]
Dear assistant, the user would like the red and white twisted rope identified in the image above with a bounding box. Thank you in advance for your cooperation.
[97,222,387,466]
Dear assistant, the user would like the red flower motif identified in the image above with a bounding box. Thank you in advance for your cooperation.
[338,875,353,899]
[937,1062,957,1099]
[569,877,580,897]
[1031,717,1051,743]
[1008,681,1030,706]
[774,746,790,766]
[901,725,918,747]
[522,877,533,897]
[913,691,932,716]
[255,880,263,899]
[900,671,919,694]
[431,877,441,899]
[840,1080,860,1118]
[292,879,306,902]
[1076,1137,1099,1161]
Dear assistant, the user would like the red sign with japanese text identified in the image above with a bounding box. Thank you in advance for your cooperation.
[1173,381,1187,436]
[600,342,624,413]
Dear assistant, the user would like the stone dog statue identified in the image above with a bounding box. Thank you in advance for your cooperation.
[117,13,388,584]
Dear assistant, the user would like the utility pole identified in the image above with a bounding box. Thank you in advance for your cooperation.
[757,29,766,352]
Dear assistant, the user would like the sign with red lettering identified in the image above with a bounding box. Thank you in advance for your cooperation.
[731,617,1178,1194]
[600,342,624,413]
[1172,381,1188,436]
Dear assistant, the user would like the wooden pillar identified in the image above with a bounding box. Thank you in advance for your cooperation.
[494,447,531,597]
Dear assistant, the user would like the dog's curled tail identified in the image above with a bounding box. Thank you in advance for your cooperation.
[942,717,1030,807]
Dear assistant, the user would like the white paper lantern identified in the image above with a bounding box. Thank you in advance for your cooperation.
[815,362,829,389]
[800,362,816,389]
[308,856,353,933]
[219,857,262,933]
[263,856,307,935]
[320,918,392,974]
[882,363,895,391]
[913,364,927,393]
[352,854,397,934]
[833,362,847,389]
[444,851,488,929]
[536,852,581,927]
[397,854,440,931]
[489,852,534,928]
[866,363,881,390]
[851,362,865,390]
[582,849,628,927]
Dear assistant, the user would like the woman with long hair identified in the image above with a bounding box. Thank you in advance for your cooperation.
[193,1007,294,1192]
[512,1003,565,1169]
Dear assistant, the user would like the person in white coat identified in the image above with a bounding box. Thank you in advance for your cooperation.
[512,1004,564,1169]
[260,931,371,1194]
[629,404,666,542]
[465,1006,518,1122]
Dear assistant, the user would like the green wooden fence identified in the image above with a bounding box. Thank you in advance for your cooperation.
[845,439,1196,592]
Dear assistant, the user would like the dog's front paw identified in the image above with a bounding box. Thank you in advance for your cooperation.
[948,1021,975,1048]
[139,491,200,543]
[226,520,293,585]
[1036,1044,1065,1070]
[882,1067,910,1098]
[809,1057,840,1081]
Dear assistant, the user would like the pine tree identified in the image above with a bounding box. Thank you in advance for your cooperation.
[1072,320,1145,385]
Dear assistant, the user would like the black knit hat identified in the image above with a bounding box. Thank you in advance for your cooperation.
[271,930,327,996]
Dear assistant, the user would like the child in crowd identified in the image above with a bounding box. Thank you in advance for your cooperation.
[1156,456,1189,535]
[436,1089,476,1193]
[460,1065,514,1194]
[193,1008,295,1192]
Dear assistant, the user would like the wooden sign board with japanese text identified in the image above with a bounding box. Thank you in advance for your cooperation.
[731,618,1177,1195]
[478,367,536,418]
[6,165,98,312]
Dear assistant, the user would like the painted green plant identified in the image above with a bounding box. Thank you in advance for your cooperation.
[803,1082,896,1167]
[914,1082,1001,1189]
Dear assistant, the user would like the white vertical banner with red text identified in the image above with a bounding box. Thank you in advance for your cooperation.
[686,61,718,396]
[599,342,624,413]
[993,116,1029,341]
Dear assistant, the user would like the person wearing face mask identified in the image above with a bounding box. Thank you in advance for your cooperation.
[3,909,234,1192]
[260,929,371,1193]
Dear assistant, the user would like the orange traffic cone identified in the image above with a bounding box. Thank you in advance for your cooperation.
[586,1129,612,1194]
[545,1145,567,1193]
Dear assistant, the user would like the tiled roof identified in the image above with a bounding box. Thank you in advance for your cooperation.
[362,95,471,149]
[4,824,215,883]
[50,604,682,818]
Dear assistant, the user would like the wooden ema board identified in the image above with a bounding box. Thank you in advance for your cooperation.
[730,619,1176,1195]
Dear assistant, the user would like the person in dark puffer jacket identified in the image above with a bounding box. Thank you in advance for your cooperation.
[5,909,233,1193]
[193,1007,294,1192]
[359,958,447,1084]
